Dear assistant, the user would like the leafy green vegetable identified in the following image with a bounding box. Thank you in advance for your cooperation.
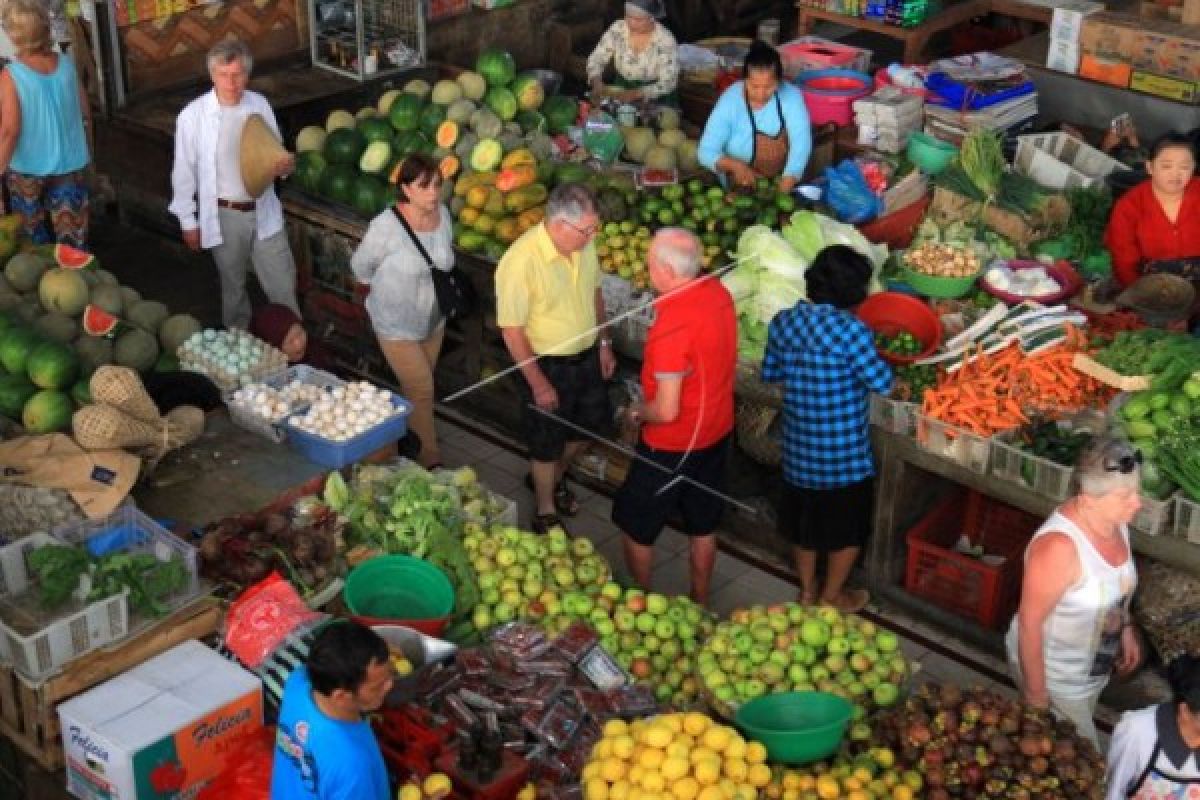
[960,130,1005,199]
[26,544,188,616]
[27,545,90,609]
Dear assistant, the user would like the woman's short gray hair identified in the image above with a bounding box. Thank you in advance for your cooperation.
[546,183,597,223]
[1076,435,1141,497]
[650,228,702,279]
[207,40,254,75]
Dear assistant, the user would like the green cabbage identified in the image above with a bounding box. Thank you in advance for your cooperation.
[722,225,810,361]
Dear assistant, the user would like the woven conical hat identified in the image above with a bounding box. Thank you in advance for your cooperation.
[240,114,288,199]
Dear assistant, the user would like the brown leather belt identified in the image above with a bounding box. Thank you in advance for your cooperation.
[217,198,256,212]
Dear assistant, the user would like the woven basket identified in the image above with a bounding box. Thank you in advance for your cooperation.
[73,405,204,456]
[1132,558,1200,663]
[735,400,782,467]
[734,360,783,408]
[90,366,162,423]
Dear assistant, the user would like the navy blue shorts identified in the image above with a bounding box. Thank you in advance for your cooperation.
[521,348,611,462]
[779,478,874,552]
[611,434,731,546]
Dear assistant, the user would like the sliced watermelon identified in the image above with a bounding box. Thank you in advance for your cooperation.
[54,244,96,270]
[81,304,119,337]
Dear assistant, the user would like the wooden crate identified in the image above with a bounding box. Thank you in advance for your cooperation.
[0,597,220,772]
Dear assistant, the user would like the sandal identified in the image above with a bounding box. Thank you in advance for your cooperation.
[532,512,569,536]
[830,588,870,614]
[524,474,580,517]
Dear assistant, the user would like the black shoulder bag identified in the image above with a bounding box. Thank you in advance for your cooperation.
[392,206,477,321]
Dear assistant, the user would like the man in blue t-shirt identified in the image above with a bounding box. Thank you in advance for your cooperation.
[271,622,394,800]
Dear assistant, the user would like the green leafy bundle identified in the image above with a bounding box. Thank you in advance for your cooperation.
[26,543,189,615]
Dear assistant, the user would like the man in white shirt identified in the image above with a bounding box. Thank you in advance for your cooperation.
[169,39,299,330]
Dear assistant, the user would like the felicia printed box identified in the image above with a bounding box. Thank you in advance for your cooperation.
[58,640,262,800]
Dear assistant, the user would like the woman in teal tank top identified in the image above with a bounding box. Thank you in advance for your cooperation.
[0,0,91,248]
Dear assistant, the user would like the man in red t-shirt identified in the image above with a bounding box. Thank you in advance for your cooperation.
[611,228,737,604]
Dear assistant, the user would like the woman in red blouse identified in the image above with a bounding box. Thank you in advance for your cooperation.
[1105,133,1200,287]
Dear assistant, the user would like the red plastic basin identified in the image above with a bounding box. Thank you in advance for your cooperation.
[856,291,942,365]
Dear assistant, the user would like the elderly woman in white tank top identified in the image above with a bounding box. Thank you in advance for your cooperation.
[1007,436,1144,746]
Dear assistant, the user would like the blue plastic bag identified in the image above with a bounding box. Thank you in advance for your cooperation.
[824,161,883,224]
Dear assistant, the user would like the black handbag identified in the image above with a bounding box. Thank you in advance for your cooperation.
[392,206,477,321]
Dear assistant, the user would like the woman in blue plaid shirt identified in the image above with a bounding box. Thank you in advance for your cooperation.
[762,245,893,612]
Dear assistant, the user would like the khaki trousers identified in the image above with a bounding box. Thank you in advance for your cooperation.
[377,324,444,467]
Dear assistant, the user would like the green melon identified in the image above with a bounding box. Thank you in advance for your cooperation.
[475,48,517,88]
[324,127,367,167]
[325,109,356,133]
[511,73,545,112]
[295,125,327,153]
[74,335,113,375]
[0,327,40,374]
[119,287,141,310]
[320,164,358,204]
[33,313,79,344]
[431,79,464,106]
[484,87,518,122]
[402,79,431,99]
[389,93,425,132]
[5,254,48,293]
[92,269,118,287]
[0,291,22,312]
[446,99,477,125]
[377,88,403,115]
[126,300,170,333]
[0,374,36,419]
[26,341,78,390]
[159,314,202,355]
[38,269,89,316]
[70,377,91,407]
[357,117,393,144]
[22,389,72,433]
[88,284,124,316]
[295,151,326,194]
[13,299,39,324]
[114,329,158,372]
[455,70,488,102]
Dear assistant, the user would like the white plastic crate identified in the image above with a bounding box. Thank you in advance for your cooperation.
[1013,132,1129,190]
[0,533,129,682]
[1170,493,1200,542]
[224,365,347,443]
[869,394,918,437]
[990,435,1075,502]
[916,413,992,473]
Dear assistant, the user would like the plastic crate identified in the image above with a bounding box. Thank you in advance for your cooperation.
[1134,489,1176,537]
[225,365,347,443]
[904,491,1041,629]
[779,36,872,79]
[1171,494,1200,543]
[285,392,412,469]
[916,412,992,473]
[0,534,128,681]
[990,429,1076,502]
[1013,132,1129,191]
[869,394,918,436]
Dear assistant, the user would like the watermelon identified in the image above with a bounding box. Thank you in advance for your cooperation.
[294,151,326,194]
[352,175,390,218]
[70,377,91,407]
[516,110,547,134]
[81,304,119,336]
[0,374,36,419]
[377,88,402,115]
[22,389,72,433]
[39,269,89,316]
[542,95,579,134]
[357,117,393,144]
[154,351,180,373]
[554,162,592,186]
[53,244,95,270]
[324,128,366,167]
[476,49,517,88]
[359,141,392,175]
[393,131,430,157]
[26,341,78,390]
[5,253,47,292]
[469,139,504,172]
[388,93,424,132]
[455,70,488,102]
[114,329,158,372]
[419,104,447,139]
[159,314,202,355]
[320,165,358,204]
[0,327,40,374]
[484,87,518,122]
[511,73,545,112]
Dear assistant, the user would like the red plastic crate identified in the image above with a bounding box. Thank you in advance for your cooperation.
[903,491,1042,629]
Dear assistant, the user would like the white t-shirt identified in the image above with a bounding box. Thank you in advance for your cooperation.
[215,105,251,202]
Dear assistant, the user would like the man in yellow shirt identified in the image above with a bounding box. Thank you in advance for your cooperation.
[496,184,616,534]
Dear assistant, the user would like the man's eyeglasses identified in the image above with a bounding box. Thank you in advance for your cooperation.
[1104,448,1144,474]
[563,219,599,238]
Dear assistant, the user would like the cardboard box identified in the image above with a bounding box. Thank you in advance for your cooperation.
[1079,13,1142,60]
[1047,38,1082,73]
[59,641,262,800]
[1050,1,1104,43]
[1131,69,1200,101]
[1130,19,1200,81]
[1079,53,1134,86]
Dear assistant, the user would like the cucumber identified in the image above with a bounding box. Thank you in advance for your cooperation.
[1150,391,1172,411]
[1151,408,1176,430]
[1125,419,1157,439]
[1171,394,1193,417]
[1132,439,1157,461]
[1121,395,1152,420]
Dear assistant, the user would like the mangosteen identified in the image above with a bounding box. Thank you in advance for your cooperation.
[939,683,964,706]
[246,529,268,546]
[290,531,316,564]
[1018,736,1041,757]
[1030,756,1050,776]
[908,721,933,746]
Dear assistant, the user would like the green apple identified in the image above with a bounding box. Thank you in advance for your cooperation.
[861,672,880,690]
[817,606,842,627]
[659,640,680,660]
[642,634,661,652]
[757,662,784,685]
[827,636,851,656]
[654,619,676,639]
[553,567,576,588]
[635,612,657,634]
[495,547,517,567]
[625,590,647,613]
[733,632,754,655]
[576,563,598,585]
[654,683,672,702]
[876,631,900,653]
[824,654,847,674]
[481,587,500,606]
[707,634,730,655]
[768,650,790,669]
[767,611,790,634]
[594,618,615,637]
[849,653,872,673]
[646,592,669,615]
[787,604,808,624]
[651,654,669,673]
[619,632,640,652]
[676,621,696,642]
[500,589,522,608]
[666,605,687,623]
[600,581,622,601]
[571,537,594,557]
[787,664,809,684]
[748,644,771,666]
[588,608,608,626]
[714,685,735,703]
[743,679,767,698]
[810,665,830,683]
[472,606,492,630]
[800,619,831,648]
[750,624,775,645]
[477,572,499,591]
[493,602,515,623]
[873,682,900,707]
[704,670,728,688]
[847,632,867,652]
[614,608,636,632]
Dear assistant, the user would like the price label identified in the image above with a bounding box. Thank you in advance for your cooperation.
[578,645,628,690]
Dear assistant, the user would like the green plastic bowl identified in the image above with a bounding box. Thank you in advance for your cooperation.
[901,265,980,299]
[907,131,958,175]
[734,691,853,765]
[343,555,454,635]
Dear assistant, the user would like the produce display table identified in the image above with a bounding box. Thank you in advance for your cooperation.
[793,0,1052,64]
[0,598,220,772]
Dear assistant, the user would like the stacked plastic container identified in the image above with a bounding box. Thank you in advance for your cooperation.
[853,87,924,153]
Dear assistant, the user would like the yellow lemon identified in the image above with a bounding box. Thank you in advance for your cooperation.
[816,776,841,800]
[666,741,691,761]
[701,726,732,753]
[693,759,721,787]
[593,740,614,760]
[682,712,711,736]
[642,724,674,750]
[852,767,874,785]
[660,715,684,734]
[639,748,666,771]
[696,789,724,800]
[868,778,889,795]
[661,756,690,781]
[723,738,746,762]
[629,765,645,786]
[718,778,738,799]
[844,777,863,791]
[871,747,895,770]
[585,778,610,800]
[582,763,602,782]
[610,782,632,800]
[781,772,802,791]
[764,785,783,800]
[744,741,768,765]
[891,787,914,800]
[603,758,628,783]
[605,719,630,738]
[782,791,801,800]
[672,776,700,800]
[641,772,666,793]
[736,785,758,800]
[723,758,748,782]
[397,785,422,800]
[847,791,870,800]
[797,775,816,791]
[748,764,772,789]
[423,773,453,798]
[612,735,637,760]
[517,784,538,800]
[690,747,719,765]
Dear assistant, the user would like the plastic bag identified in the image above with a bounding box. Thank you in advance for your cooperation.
[195,726,276,800]
[224,572,323,668]
[824,160,884,224]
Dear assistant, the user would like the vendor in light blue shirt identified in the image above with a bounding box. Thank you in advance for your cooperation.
[697,41,812,193]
